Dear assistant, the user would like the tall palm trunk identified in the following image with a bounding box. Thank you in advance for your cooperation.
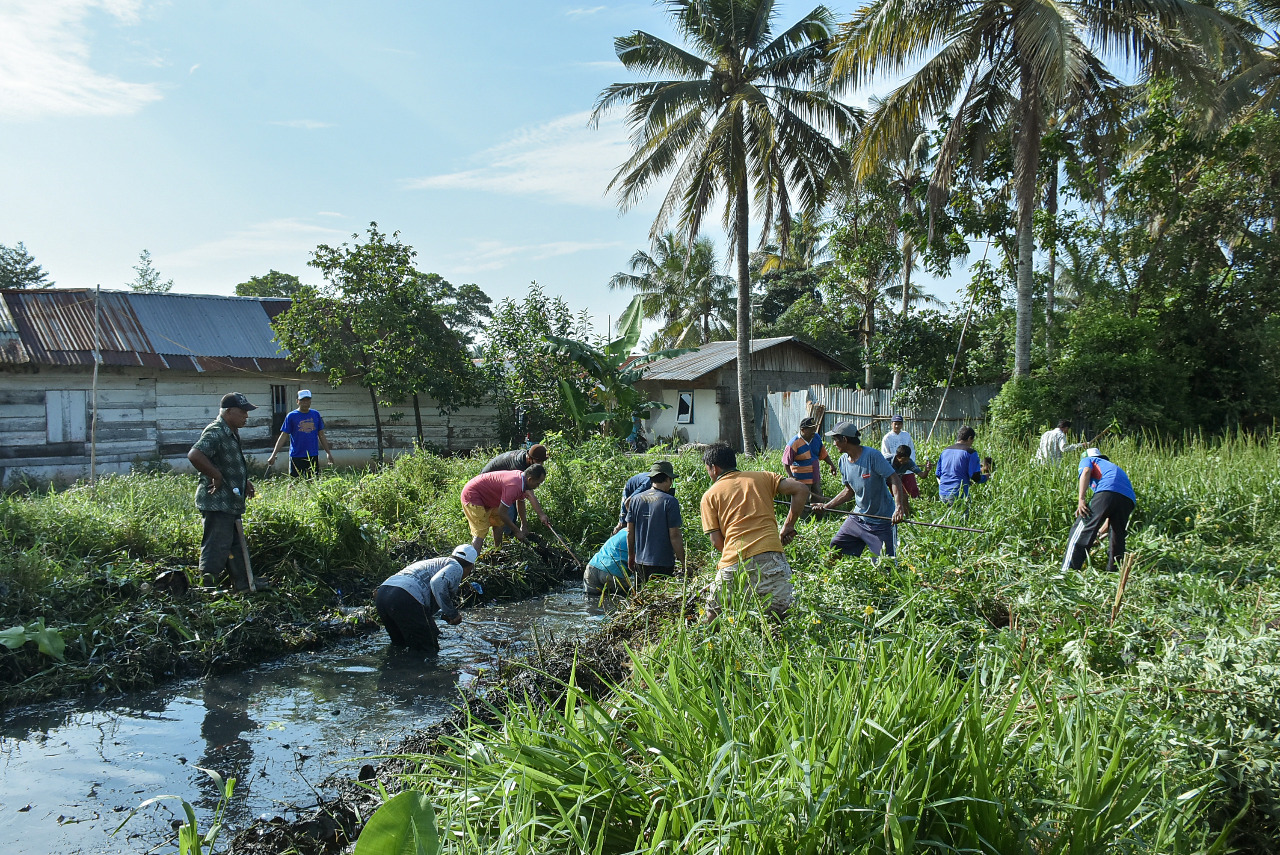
[1045,162,1058,367]
[891,234,914,396]
[734,164,755,453]
[863,300,876,389]
[1013,65,1042,377]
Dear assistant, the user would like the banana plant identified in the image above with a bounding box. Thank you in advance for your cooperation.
[541,295,694,439]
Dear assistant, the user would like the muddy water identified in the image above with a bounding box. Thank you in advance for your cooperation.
[0,583,611,855]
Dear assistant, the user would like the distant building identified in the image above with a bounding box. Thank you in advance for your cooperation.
[636,336,845,448]
[0,289,497,486]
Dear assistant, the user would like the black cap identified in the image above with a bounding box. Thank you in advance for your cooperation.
[220,392,258,411]
[825,419,861,440]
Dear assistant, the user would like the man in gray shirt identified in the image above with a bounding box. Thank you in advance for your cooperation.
[375,544,477,653]
[816,421,909,562]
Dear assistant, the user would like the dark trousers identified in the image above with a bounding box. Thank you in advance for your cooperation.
[200,511,250,591]
[635,564,675,588]
[1063,491,1134,574]
[831,515,896,563]
[290,455,319,477]
[375,586,440,653]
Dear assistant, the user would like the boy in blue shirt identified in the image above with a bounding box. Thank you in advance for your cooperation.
[935,426,989,502]
[267,390,335,477]
[1062,448,1136,574]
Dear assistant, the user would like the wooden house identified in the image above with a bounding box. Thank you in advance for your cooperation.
[635,336,845,449]
[0,288,498,486]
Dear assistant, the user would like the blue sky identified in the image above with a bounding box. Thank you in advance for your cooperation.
[0,0,955,333]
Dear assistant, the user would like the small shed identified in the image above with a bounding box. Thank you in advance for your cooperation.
[636,336,845,448]
[0,288,498,486]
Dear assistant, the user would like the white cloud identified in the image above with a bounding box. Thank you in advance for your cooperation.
[316,211,344,218]
[403,110,633,208]
[0,0,163,119]
[566,6,607,16]
[445,238,624,275]
[188,63,199,74]
[270,119,333,130]
[158,219,348,270]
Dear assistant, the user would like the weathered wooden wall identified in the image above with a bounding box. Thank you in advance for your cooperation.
[0,366,499,486]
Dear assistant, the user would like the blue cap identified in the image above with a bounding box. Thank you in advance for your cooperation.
[891,414,904,423]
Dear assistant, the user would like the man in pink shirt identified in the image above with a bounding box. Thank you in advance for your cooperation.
[460,463,549,553]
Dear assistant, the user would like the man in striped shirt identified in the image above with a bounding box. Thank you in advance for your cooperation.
[783,417,837,501]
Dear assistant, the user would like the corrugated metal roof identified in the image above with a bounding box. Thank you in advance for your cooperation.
[641,336,844,381]
[0,289,292,371]
[128,292,286,359]
[0,290,154,366]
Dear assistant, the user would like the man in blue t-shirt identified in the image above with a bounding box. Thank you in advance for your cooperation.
[266,390,335,477]
[625,463,684,587]
[1063,448,1136,574]
[815,421,909,561]
[935,426,990,501]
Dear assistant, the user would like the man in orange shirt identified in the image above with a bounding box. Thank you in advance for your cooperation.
[699,443,810,618]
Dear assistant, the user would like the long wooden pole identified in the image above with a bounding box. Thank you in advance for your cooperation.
[774,499,987,533]
[90,284,100,491]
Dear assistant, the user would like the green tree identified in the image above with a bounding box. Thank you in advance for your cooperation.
[273,224,482,461]
[609,233,734,346]
[594,0,860,451]
[482,283,593,444]
[832,0,1239,378]
[234,270,314,299]
[541,296,690,439]
[0,242,53,289]
[129,249,173,293]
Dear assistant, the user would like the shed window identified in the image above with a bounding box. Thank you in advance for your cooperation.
[676,390,694,424]
[46,390,87,443]
[271,385,289,435]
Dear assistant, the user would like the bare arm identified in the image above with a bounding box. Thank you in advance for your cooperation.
[1077,468,1092,517]
[887,473,909,523]
[187,448,222,492]
[777,477,808,545]
[669,527,685,566]
[527,490,549,526]
[265,432,288,464]
[317,429,334,461]
[820,485,855,510]
[708,529,725,552]
[627,521,637,572]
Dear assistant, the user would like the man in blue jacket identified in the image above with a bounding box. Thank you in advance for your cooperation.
[935,426,990,502]
[1062,448,1136,574]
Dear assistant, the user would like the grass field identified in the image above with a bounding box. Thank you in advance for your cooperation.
[4,433,1280,852]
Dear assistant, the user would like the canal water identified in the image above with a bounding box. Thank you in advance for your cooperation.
[0,583,611,855]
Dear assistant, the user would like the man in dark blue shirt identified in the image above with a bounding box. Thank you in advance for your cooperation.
[935,426,989,502]
[625,463,684,587]
[613,460,674,533]
[1063,448,1136,574]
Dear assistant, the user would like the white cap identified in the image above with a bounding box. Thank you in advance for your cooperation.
[451,544,478,564]
[1085,447,1103,458]
[298,389,312,399]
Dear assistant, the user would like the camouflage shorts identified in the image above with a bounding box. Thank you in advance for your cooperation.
[707,550,794,613]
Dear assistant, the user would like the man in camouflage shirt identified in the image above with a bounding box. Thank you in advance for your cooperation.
[188,392,259,592]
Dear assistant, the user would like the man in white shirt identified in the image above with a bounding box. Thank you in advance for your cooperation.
[880,415,915,462]
[1037,420,1083,464]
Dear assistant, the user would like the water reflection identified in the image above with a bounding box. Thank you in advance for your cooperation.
[0,583,613,855]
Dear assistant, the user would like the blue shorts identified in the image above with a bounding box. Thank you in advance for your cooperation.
[831,515,896,561]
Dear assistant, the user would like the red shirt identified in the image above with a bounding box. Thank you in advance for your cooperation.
[461,470,528,509]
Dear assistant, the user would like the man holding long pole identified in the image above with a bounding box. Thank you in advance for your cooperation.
[814,421,909,562]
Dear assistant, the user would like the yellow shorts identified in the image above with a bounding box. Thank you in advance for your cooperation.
[463,503,509,538]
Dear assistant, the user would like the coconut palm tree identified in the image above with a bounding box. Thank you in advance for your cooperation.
[609,233,735,347]
[832,0,1243,377]
[593,0,861,451]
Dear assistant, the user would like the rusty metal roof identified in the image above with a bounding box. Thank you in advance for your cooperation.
[0,289,294,372]
[640,336,845,381]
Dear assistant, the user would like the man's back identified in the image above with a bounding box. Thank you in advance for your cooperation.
[627,488,682,566]
[480,448,527,474]
[700,470,783,569]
